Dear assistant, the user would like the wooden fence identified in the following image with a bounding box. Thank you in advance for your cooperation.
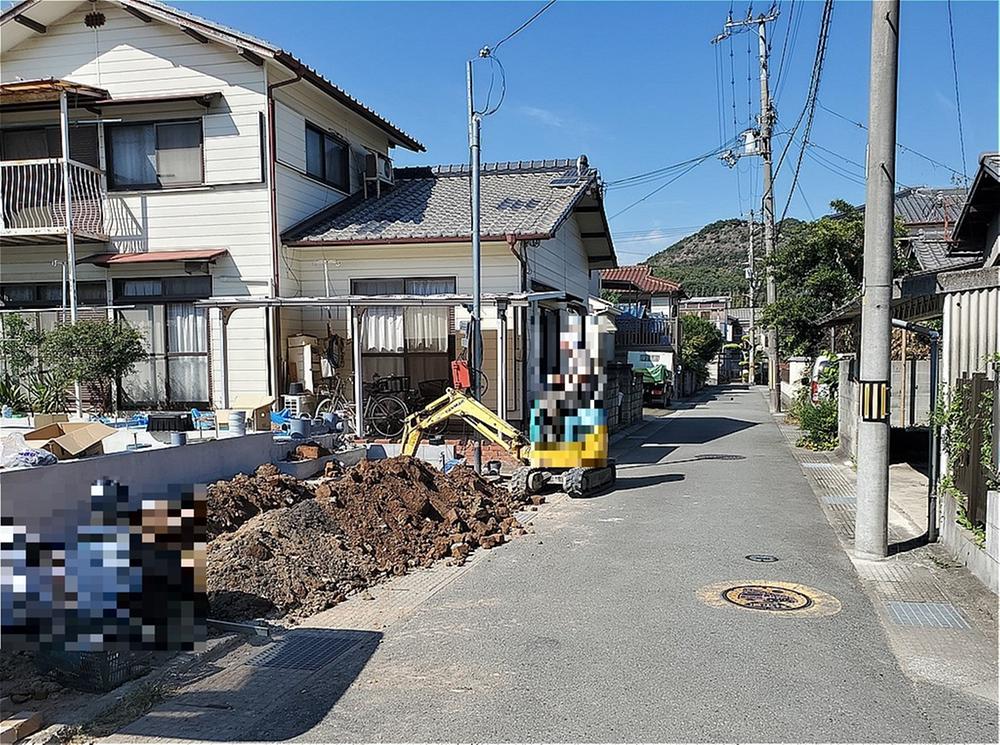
[953,373,997,526]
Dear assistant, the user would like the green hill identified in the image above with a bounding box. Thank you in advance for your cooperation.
[645,217,802,300]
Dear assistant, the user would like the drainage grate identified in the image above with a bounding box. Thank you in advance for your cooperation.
[248,629,373,670]
[885,601,971,629]
[745,554,779,563]
[822,494,857,505]
[696,454,746,461]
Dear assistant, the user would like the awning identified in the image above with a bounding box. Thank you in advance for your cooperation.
[195,290,568,310]
[0,78,109,106]
[79,249,228,267]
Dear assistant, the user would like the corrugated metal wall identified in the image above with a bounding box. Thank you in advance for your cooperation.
[942,286,1000,384]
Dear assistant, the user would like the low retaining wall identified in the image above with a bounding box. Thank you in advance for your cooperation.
[940,489,999,594]
[0,433,343,541]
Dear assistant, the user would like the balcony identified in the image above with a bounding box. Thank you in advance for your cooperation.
[614,315,677,351]
[1,158,107,245]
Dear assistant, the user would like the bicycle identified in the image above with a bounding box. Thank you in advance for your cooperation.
[315,373,409,439]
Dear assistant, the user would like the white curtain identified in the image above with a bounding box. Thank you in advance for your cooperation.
[405,278,452,352]
[362,306,404,353]
[166,305,208,402]
[109,125,156,186]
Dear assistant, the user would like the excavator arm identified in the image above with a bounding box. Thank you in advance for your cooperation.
[400,388,532,463]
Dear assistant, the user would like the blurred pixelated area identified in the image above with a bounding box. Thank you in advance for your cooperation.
[528,313,609,469]
[2,480,207,654]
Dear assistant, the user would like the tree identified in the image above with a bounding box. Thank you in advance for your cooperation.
[41,318,147,413]
[760,200,910,356]
[679,314,724,383]
[0,313,43,383]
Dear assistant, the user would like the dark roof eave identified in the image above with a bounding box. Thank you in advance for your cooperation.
[272,51,424,152]
[286,232,553,248]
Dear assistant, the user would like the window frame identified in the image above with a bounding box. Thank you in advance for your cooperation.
[105,118,204,191]
[304,122,350,192]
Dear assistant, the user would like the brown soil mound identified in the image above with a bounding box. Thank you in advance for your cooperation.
[206,457,526,621]
[205,463,313,540]
[207,499,373,621]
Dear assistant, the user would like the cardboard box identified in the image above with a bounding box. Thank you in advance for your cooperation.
[216,394,275,432]
[24,422,117,460]
[31,413,69,428]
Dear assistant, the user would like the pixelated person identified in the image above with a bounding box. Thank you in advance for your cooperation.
[0,520,68,647]
[529,313,608,469]
[120,485,208,650]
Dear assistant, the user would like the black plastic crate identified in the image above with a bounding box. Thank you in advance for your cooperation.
[35,650,151,693]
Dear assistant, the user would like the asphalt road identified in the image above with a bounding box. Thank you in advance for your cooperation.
[277,386,996,741]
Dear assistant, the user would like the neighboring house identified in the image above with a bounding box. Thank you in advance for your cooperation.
[893,185,980,274]
[679,295,743,384]
[273,159,617,426]
[938,152,999,388]
[599,264,683,318]
[0,0,421,410]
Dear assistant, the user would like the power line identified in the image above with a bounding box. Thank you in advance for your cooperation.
[945,0,969,184]
[609,156,714,220]
[775,0,833,228]
[604,140,738,188]
[491,0,557,53]
[816,100,967,180]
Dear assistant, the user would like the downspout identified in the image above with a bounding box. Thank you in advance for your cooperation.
[266,69,302,398]
[508,235,530,424]
[892,318,941,542]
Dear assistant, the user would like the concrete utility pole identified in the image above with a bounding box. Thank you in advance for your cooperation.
[714,9,780,410]
[467,56,484,473]
[747,211,756,385]
[855,0,900,559]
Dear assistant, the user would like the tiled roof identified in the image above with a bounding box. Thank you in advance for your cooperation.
[0,0,423,151]
[600,265,681,295]
[284,160,603,244]
[894,186,967,226]
[906,229,979,272]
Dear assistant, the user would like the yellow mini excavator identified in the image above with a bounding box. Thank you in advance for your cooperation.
[399,388,616,499]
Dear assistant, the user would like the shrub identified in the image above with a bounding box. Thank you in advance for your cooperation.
[41,319,147,414]
[796,397,839,450]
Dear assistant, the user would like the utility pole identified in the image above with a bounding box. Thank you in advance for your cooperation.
[713,8,781,411]
[747,211,756,385]
[855,0,900,558]
[467,55,485,473]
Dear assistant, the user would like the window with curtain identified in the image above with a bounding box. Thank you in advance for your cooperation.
[305,122,350,191]
[107,121,203,190]
[351,277,456,384]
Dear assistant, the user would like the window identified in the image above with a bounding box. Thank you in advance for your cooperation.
[305,123,349,191]
[0,125,99,167]
[351,277,455,384]
[114,276,211,303]
[107,120,203,190]
[0,282,107,308]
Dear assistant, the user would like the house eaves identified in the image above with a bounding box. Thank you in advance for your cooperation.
[0,0,424,152]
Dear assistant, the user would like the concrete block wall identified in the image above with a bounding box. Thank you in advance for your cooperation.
[941,489,999,595]
[780,356,812,409]
[838,356,858,460]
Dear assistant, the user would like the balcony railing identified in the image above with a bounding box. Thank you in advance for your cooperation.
[614,315,677,350]
[1,158,106,239]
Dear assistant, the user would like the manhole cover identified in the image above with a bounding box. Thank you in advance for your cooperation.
[745,554,779,563]
[722,584,813,611]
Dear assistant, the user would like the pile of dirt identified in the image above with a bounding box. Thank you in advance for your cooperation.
[205,463,313,540]
[0,650,63,704]
[206,457,527,621]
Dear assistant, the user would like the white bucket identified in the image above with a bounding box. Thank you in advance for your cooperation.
[228,410,247,436]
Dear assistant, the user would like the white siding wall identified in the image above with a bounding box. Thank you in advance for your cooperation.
[650,295,675,315]
[527,216,593,300]
[1,1,272,401]
[272,83,393,239]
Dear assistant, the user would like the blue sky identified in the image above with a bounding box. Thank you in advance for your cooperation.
[175,1,997,261]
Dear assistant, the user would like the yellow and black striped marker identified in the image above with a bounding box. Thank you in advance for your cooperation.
[860,380,890,422]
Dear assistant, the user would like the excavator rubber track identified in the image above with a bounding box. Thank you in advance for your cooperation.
[562,461,617,498]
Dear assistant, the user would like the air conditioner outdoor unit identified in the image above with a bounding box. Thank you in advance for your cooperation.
[365,151,393,184]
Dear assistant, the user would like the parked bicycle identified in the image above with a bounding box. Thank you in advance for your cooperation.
[315,373,409,438]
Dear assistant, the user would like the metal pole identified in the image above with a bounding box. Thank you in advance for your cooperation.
[497,304,508,419]
[757,18,780,413]
[60,91,84,418]
[747,211,756,385]
[928,333,940,542]
[351,307,364,437]
[468,57,483,473]
[855,0,900,559]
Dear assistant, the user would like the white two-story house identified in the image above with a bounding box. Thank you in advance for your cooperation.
[1,0,616,425]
